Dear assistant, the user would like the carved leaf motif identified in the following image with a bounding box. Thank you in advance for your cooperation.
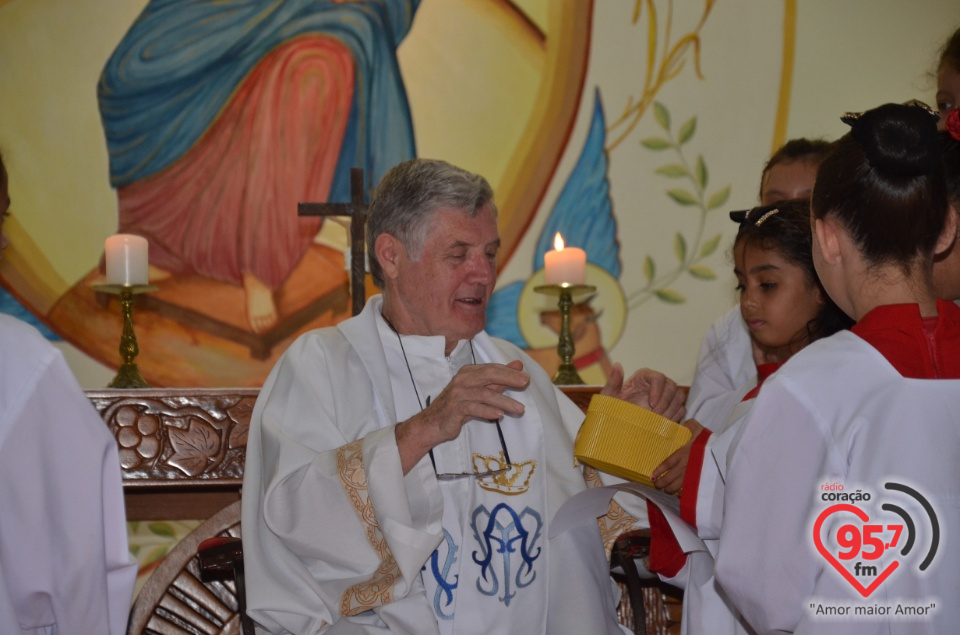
[226,400,253,449]
[167,417,220,477]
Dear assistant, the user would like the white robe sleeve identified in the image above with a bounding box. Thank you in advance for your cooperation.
[686,307,755,430]
[714,374,838,634]
[0,319,136,635]
[242,333,444,635]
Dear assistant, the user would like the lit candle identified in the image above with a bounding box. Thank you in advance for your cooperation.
[105,234,149,286]
[543,232,586,285]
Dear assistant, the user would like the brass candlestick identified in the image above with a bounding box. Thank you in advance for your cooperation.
[93,283,158,388]
[533,283,597,385]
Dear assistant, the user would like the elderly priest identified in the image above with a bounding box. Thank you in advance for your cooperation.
[242,158,682,634]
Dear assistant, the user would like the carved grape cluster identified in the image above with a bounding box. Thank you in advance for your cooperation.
[114,404,161,469]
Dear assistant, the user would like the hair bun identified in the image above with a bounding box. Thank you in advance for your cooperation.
[842,102,941,177]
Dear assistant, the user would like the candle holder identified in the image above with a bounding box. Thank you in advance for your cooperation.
[533,283,597,385]
[92,283,158,388]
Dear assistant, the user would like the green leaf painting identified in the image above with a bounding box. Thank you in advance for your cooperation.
[643,256,656,282]
[699,234,722,257]
[641,137,672,150]
[677,117,696,145]
[654,101,671,130]
[667,189,698,206]
[655,164,687,178]
[655,288,686,303]
[689,265,717,280]
[147,522,177,539]
[628,101,731,307]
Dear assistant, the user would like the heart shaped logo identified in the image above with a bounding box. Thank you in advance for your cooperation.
[813,504,899,597]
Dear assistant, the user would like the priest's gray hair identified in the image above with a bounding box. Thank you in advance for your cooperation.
[367,158,497,288]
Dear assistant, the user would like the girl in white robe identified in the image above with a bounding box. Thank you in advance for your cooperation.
[643,199,852,635]
[716,102,960,634]
[686,138,832,427]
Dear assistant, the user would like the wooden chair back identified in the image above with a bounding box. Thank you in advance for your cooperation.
[127,501,246,635]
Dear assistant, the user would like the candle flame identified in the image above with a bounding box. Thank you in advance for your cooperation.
[554,232,565,251]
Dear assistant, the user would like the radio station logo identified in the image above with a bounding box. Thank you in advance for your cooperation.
[813,481,939,598]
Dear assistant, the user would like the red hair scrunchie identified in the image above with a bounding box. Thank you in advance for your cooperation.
[947,109,960,141]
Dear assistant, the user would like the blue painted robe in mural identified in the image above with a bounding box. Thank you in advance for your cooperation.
[98,0,418,287]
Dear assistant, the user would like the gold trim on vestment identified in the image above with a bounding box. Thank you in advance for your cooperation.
[336,439,402,616]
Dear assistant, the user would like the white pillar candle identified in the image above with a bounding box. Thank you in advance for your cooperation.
[105,234,149,285]
[543,232,586,285]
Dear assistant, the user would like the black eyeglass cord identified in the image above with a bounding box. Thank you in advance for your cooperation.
[382,313,511,472]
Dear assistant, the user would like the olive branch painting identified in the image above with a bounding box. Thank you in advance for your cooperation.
[600,0,728,308]
[628,101,730,307]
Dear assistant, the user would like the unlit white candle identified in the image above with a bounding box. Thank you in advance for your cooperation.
[105,234,149,285]
[543,233,586,285]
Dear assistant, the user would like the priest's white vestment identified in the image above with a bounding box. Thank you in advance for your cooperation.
[242,296,624,634]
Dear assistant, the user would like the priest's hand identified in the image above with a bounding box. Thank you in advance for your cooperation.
[601,363,686,422]
[651,419,705,495]
[395,360,530,474]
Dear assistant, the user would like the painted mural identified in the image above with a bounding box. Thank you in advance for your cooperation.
[0,0,788,589]
[0,0,789,388]
[99,0,418,334]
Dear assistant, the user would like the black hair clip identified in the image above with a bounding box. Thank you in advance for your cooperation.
[840,111,862,125]
[729,203,780,225]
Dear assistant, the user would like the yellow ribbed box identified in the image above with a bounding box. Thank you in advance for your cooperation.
[574,394,692,486]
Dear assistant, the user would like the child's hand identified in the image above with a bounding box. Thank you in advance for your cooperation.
[651,419,705,495]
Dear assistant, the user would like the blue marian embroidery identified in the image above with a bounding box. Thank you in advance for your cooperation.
[471,503,542,606]
[427,529,459,620]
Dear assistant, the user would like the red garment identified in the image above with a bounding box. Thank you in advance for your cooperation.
[740,361,781,402]
[646,501,687,578]
[851,300,960,379]
[647,429,712,578]
[117,36,354,288]
[649,359,782,578]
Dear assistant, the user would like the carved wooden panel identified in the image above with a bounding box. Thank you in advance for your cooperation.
[88,389,258,488]
[88,386,600,490]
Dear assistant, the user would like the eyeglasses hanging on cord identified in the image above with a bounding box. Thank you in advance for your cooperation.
[383,313,513,480]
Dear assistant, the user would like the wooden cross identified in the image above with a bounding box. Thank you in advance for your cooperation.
[297,167,367,317]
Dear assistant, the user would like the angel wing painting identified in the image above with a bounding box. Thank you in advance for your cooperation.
[487,90,626,383]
